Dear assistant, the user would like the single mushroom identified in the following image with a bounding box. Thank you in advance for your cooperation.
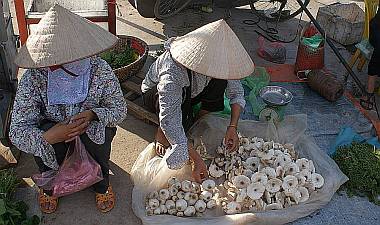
[194,200,207,212]
[296,158,310,171]
[284,162,300,176]
[160,204,168,214]
[282,175,299,190]
[247,182,265,200]
[165,199,176,210]
[153,207,161,215]
[209,164,225,178]
[148,191,159,199]
[265,178,282,193]
[176,211,184,217]
[251,172,268,186]
[146,208,154,216]
[261,149,275,161]
[243,169,253,177]
[184,206,196,217]
[295,173,307,186]
[264,191,272,204]
[207,199,217,209]
[168,185,179,196]
[148,199,160,209]
[184,192,192,201]
[181,180,192,192]
[168,177,180,187]
[236,188,248,203]
[175,199,188,211]
[167,208,177,215]
[298,186,310,203]
[191,182,201,194]
[200,190,213,202]
[188,193,199,205]
[202,179,216,191]
[311,173,324,188]
[225,201,242,214]
[260,167,276,179]
[244,157,260,171]
[159,189,170,200]
[276,166,285,178]
[177,191,185,199]
[232,175,251,189]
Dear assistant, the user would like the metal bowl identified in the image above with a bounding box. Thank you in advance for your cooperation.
[259,86,293,106]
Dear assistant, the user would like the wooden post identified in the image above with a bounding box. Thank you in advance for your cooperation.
[108,0,116,35]
[14,0,28,44]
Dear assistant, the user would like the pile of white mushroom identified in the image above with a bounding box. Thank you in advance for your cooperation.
[145,178,218,217]
[208,135,325,214]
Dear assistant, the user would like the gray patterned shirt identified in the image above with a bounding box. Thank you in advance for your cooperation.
[9,57,127,170]
[141,50,245,170]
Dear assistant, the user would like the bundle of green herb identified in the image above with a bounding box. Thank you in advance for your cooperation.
[100,46,139,69]
[333,142,380,205]
[0,169,40,225]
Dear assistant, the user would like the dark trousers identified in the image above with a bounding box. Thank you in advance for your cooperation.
[35,121,116,194]
[143,78,227,131]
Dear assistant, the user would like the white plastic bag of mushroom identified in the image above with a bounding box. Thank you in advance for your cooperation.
[131,114,348,225]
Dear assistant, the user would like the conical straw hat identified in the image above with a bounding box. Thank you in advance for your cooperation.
[14,4,118,68]
[170,19,254,80]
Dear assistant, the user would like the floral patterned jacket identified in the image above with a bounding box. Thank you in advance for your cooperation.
[9,57,127,170]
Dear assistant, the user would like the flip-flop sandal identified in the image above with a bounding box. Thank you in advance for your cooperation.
[95,185,115,213]
[39,189,58,214]
[155,141,169,157]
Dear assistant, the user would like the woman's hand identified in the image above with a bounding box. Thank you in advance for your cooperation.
[71,110,97,124]
[188,141,208,183]
[191,158,208,183]
[224,126,239,152]
[43,119,89,144]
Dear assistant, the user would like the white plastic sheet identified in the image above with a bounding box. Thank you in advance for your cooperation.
[131,114,348,225]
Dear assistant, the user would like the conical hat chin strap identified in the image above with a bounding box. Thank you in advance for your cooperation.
[49,65,79,77]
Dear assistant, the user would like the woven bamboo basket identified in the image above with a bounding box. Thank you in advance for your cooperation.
[104,35,149,82]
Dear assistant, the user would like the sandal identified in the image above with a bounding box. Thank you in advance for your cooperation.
[95,185,115,213]
[39,189,58,214]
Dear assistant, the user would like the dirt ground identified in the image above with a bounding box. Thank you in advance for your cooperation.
[8,0,372,224]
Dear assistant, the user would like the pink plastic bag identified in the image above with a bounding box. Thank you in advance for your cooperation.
[257,36,286,64]
[33,137,103,197]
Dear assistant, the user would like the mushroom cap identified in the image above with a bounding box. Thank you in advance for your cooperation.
[298,186,310,203]
[295,173,307,186]
[243,169,254,177]
[207,199,217,209]
[167,208,177,215]
[276,166,285,178]
[168,177,180,187]
[282,175,299,190]
[251,172,268,185]
[168,185,179,196]
[299,169,312,181]
[260,167,276,178]
[202,179,216,191]
[273,156,286,167]
[184,206,196,216]
[247,182,265,200]
[149,199,160,209]
[266,202,283,210]
[284,162,300,175]
[177,191,185,199]
[181,180,192,192]
[165,200,176,210]
[200,190,213,202]
[232,175,251,189]
[265,178,282,193]
[226,201,241,214]
[274,150,284,158]
[311,173,324,188]
[195,200,207,212]
[148,191,159,199]
[160,204,168,213]
[176,199,188,211]
[184,192,192,201]
[159,189,170,200]
[191,182,202,193]
[244,157,260,171]
[261,149,275,160]
[209,164,225,178]
[240,137,250,147]
[296,158,310,171]
[176,211,184,217]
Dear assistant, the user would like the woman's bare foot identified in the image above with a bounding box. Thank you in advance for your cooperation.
[155,127,170,156]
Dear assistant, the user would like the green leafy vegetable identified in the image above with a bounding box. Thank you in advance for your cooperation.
[333,142,380,205]
[0,169,40,225]
[100,46,139,69]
